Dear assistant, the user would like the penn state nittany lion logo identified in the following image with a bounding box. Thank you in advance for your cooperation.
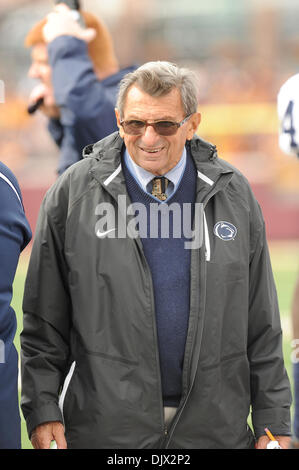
[213,221,237,241]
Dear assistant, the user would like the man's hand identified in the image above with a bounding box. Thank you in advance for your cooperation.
[28,84,60,119]
[43,4,96,44]
[31,421,67,449]
[255,435,291,449]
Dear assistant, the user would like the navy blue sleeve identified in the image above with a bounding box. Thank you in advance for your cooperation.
[47,36,118,136]
[0,164,31,361]
[47,35,121,173]
[0,164,31,448]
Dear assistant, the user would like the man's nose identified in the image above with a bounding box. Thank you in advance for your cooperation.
[141,123,161,144]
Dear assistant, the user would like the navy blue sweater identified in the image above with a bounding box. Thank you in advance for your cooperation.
[123,152,197,406]
[0,162,31,448]
[47,36,136,174]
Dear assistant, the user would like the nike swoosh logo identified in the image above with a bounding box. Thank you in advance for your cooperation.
[96,228,116,238]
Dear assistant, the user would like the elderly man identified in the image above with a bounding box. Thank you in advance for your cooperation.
[25,4,135,174]
[21,61,291,449]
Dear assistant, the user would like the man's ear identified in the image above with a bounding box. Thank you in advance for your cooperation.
[186,112,201,140]
[115,108,124,138]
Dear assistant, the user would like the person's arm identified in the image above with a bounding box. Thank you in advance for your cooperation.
[0,170,31,361]
[42,5,120,170]
[0,168,31,449]
[42,4,106,125]
[47,35,118,172]
[43,5,119,140]
[247,204,292,448]
[47,36,117,128]
[21,186,71,448]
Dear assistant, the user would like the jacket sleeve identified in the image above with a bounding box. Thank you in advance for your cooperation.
[21,190,71,438]
[47,36,119,174]
[247,208,292,438]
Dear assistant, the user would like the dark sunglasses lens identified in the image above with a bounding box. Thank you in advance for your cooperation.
[122,120,178,135]
[123,120,145,135]
[155,121,178,136]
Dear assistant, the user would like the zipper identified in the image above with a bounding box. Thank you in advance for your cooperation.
[97,166,167,442]
[98,160,233,447]
[163,172,233,448]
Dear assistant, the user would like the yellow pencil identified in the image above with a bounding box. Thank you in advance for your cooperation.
[264,427,276,441]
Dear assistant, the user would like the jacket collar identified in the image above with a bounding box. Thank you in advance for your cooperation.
[86,132,125,193]
[85,132,233,199]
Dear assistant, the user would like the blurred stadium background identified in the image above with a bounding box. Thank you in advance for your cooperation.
[0,0,299,448]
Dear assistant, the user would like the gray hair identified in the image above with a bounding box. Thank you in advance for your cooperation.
[116,61,199,118]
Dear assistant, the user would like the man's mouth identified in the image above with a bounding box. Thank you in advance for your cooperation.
[140,146,164,154]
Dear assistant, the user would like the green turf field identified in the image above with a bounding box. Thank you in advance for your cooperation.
[11,241,299,449]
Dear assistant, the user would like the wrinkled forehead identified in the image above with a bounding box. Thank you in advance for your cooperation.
[123,85,185,120]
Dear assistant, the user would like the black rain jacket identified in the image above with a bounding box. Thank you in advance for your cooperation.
[21,132,292,448]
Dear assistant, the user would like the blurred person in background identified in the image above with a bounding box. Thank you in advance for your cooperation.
[0,162,31,448]
[25,3,136,175]
[277,73,299,448]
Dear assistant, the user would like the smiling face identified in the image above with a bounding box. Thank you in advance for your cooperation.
[115,85,201,175]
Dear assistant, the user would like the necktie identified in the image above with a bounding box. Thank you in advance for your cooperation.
[151,177,169,201]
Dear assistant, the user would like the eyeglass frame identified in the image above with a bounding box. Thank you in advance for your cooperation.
[119,114,193,136]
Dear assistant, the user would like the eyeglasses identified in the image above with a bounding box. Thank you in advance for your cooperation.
[120,114,192,136]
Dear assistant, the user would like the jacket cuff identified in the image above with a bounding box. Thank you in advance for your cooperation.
[251,407,291,439]
[25,402,63,439]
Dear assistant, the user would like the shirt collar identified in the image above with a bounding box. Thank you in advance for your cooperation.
[124,147,187,193]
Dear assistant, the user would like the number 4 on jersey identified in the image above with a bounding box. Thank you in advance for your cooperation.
[281,100,298,150]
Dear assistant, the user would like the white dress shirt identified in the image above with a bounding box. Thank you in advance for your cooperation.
[124,147,186,201]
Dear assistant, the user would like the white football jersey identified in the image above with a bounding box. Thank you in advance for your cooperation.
[277,73,299,158]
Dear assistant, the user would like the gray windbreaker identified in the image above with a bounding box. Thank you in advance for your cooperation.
[21,132,292,449]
